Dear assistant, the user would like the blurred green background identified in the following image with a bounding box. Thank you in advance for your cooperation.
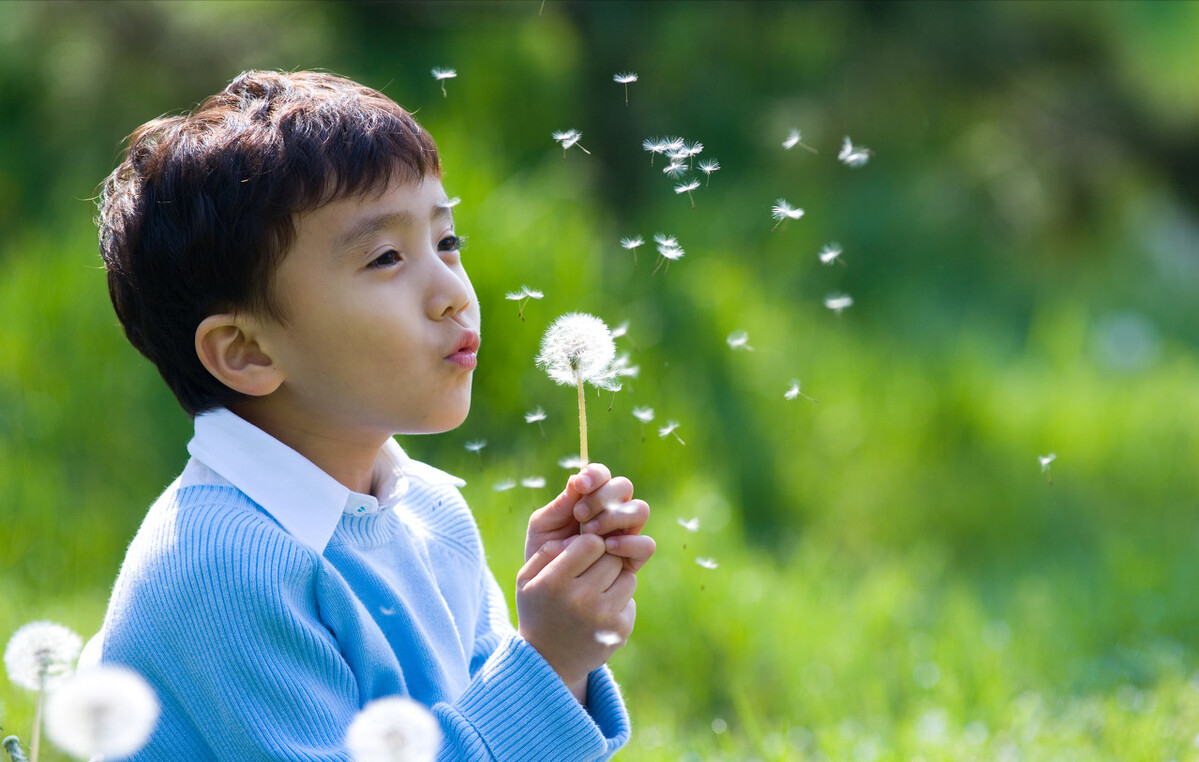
[4,1,1199,759]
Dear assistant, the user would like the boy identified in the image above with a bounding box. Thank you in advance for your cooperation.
[88,69,655,760]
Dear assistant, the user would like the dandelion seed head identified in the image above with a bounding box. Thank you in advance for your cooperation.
[819,243,843,265]
[4,620,83,691]
[524,407,547,423]
[771,200,805,221]
[493,479,517,492]
[726,330,753,351]
[464,440,487,453]
[632,406,655,423]
[345,695,442,762]
[521,476,547,489]
[824,294,854,314]
[595,630,623,647]
[431,68,457,81]
[44,665,160,760]
[1039,453,1057,472]
[613,72,638,84]
[696,557,719,570]
[678,517,701,532]
[620,236,644,250]
[674,180,700,194]
[536,312,618,387]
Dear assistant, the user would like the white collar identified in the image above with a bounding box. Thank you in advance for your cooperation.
[186,409,462,553]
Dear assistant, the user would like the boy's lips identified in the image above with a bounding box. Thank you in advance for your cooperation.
[446,329,481,369]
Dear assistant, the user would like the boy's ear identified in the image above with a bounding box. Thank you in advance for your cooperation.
[194,314,284,397]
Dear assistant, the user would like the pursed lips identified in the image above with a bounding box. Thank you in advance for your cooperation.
[445,329,481,369]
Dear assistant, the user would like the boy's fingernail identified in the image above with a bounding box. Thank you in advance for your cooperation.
[582,520,598,534]
[578,473,593,491]
[605,538,619,551]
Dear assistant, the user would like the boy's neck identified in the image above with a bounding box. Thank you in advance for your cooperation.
[229,401,387,496]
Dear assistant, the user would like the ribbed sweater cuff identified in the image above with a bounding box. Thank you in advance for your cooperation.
[456,634,629,761]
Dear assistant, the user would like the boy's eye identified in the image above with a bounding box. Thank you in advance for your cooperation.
[439,234,466,253]
[368,249,402,269]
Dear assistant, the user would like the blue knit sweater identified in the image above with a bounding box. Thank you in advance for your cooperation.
[95,453,629,759]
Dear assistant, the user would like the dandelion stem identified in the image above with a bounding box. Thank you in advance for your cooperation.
[30,681,43,762]
[577,374,588,466]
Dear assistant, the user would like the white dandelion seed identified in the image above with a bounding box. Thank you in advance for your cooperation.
[642,137,669,166]
[504,285,543,322]
[437,197,461,210]
[771,199,805,231]
[609,320,630,339]
[698,158,720,187]
[44,665,160,761]
[818,243,844,266]
[1039,453,1057,485]
[663,159,688,178]
[4,621,83,692]
[524,406,547,423]
[552,129,591,157]
[824,294,854,314]
[782,127,818,153]
[521,476,547,489]
[784,379,818,402]
[558,454,585,470]
[652,235,685,275]
[838,135,872,167]
[345,695,442,762]
[536,313,619,465]
[726,330,754,352]
[431,68,457,98]
[678,517,701,533]
[632,406,655,423]
[675,179,701,210]
[493,479,517,492]
[658,420,686,445]
[595,630,623,647]
[613,71,638,106]
[464,440,487,453]
[663,136,686,153]
[696,557,719,570]
[620,236,644,268]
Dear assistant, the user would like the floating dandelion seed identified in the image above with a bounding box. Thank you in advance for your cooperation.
[663,159,688,178]
[678,517,701,533]
[782,128,819,153]
[536,313,619,465]
[552,129,591,157]
[771,199,805,231]
[504,285,543,322]
[819,243,845,266]
[595,630,623,647]
[726,330,754,352]
[621,236,644,267]
[558,454,585,470]
[613,71,638,106]
[610,320,630,339]
[346,695,442,762]
[44,665,160,761]
[431,68,457,98]
[838,135,872,167]
[632,406,654,442]
[642,137,669,166]
[785,379,818,402]
[824,294,854,314]
[437,197,461,210]
[525,406,548,438]
[658,420,686,445]
[696,557,719,570]
[698,158,721,187]
[521,476,547,489]
[1039,453,1057,485]
[493,479,517,492]
[652,234,685,275]
[675,179,700,210]
[465,440,487,453]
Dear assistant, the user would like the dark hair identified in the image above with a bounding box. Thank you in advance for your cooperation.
[97,69,442,416]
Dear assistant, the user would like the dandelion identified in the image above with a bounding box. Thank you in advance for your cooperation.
[536,313,619,465]
[696,557,719,570]
[824,294,854,315]
[674,179,700,210]
[431,68,457,98]
[726,330,754,352]
[552,129,591,157]
[677,517,701,532]
[784,379,818,402]
[504,285,543,322]
[838,135,872,167]
[642,137,669,166]
[521,476,547,489]
[1039,453,1056,485]
[44,665,160,761]
[818,243,844,266]
[782,128,818,153]
[698,158,720,187]
[658,420,686,445]
[613,71,638,106]
[771,199,805,231]
[620,236,644,267]
[5,621,83,762]
[345,695,442,762]
[493,479,517,492]
[525,406,547,438]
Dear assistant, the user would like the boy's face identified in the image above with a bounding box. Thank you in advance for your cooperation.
[253,175,480,441]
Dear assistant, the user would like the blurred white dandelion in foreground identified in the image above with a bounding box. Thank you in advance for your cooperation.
[818,243,844,266]
[785,379,818,402]
[658,421,686,445]
[698,158,720,187]
[726,330,754,352]
[431,68,457,98]
[620,236,644,267]
[536,313,619,465]
[504,285,543,322]
[675,179,701,210]
[595,630,623,647]
[1039,453,1057,485]
[771,199,804,231]
[521,476,547,489]
[346,695,442,762]
[696,557,719,570]
[558,454,585,470]
[4,621,82,691]
[493,479,516,492]
[552,129,591,156]
[464,440,487,453]
[678,517,701,533]
[613,71,638,105]
[838,135,872,167]
[633,406,655,423]
[782,128,818,153]
[44,665,160,761]
[824,294,854,315]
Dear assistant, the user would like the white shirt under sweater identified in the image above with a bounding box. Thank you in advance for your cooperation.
[90,408,629,761]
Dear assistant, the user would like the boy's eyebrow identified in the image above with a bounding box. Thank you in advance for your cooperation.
[334,205,454,251]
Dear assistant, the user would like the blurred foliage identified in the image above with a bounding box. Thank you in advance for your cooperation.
[3,1,1199,758]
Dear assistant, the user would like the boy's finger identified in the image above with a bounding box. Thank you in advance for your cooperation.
[577,550,625,593]
[516,539,567,586]
[602,534,656,572]
[603,568,638,601]
[574,476,634,525]
[540,532,608,581]
[579,497,647,535]
[567,462,612,497]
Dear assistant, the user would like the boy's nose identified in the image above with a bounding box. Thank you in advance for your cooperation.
[429,260,473,320]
